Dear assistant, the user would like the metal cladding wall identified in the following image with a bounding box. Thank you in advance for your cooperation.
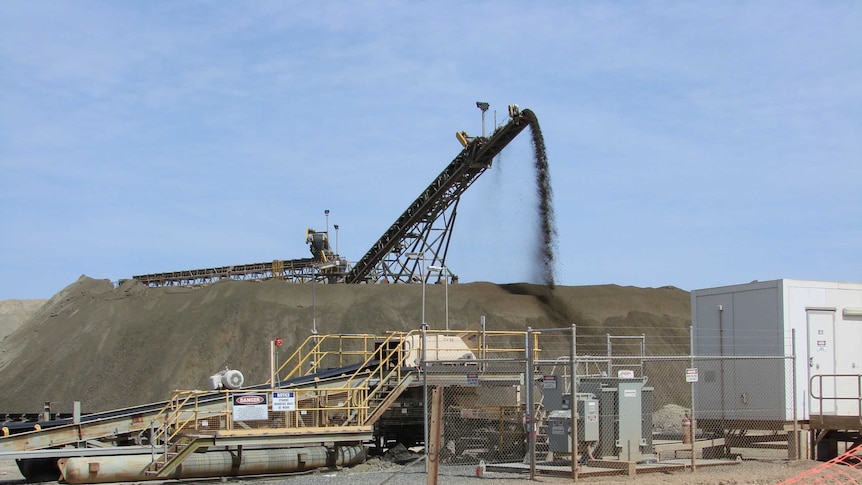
[691,279,862,422]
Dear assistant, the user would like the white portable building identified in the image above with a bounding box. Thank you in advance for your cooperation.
[691,279,862,427]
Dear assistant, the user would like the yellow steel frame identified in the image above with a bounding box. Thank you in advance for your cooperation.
[275,329,536,383]
[151,329,537,445]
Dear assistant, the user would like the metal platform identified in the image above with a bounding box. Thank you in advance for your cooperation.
[488,456,741,478]
[1,329,536,482]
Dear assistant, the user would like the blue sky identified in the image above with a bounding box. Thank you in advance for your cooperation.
[1,2,860,299]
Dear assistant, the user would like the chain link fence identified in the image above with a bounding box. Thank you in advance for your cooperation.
[429,324,800,479]
[153,325,803,479]
[424,328,529,468]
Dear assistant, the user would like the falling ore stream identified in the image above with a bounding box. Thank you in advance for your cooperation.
[522,109,558,289]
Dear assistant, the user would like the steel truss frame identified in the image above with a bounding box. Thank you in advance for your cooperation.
[132,108,534,287]
[131,258,340,287]
[346,110,530,284]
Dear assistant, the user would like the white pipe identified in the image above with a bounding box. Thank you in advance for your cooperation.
[59,445,365,484]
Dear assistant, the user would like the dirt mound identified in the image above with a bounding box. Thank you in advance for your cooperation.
[0,298,47,341]
[0,276,690,414]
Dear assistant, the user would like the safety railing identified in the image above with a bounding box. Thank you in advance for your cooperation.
[148,389,228,445]
[809,373,862,425]
[275,330,535,383]
[149,329,538,446]
[277,333,383,382]
[152,386,373,443]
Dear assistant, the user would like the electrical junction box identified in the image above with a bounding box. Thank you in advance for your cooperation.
[547,394,599,453]
[578,394,600,441]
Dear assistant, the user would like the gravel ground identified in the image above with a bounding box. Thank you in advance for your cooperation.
[228,457,819,485]
[1,456,820,485]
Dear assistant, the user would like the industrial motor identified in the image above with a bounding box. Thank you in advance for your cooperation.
[209,368,244,390]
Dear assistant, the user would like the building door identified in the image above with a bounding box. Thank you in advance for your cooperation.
[807,310,836,415]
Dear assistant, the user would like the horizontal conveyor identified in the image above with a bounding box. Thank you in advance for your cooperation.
[0,445,154,460]
[132,257,320,287]
[0,361,380,455]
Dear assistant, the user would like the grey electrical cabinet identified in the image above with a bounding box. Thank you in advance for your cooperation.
[616,380,646,461]
[546,394,599,453]
[578,394,600,442]
[578,376,654,460]
[547,409,571,453]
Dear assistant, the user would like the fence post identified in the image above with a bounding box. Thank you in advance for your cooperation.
[427,386,443,485]
[690,325,697,472]
[571,324,579,480]
[526,327,535,480]
[422,324,429,473]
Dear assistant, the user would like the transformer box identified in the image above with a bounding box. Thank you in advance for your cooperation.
[547,393,599,454]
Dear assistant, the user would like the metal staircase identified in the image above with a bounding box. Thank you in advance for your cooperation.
[366,372,417,426]
[145,435,211,477]
[140,332,421,477]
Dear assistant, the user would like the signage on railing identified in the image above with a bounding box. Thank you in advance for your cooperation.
[232,393,269,421]
[272,391,297,412]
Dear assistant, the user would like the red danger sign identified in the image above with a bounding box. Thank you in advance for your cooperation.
[274,337,283,347]
[234,395,266,405]
[232,393,269,422]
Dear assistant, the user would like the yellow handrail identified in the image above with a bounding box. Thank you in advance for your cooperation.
[149,329,539,445]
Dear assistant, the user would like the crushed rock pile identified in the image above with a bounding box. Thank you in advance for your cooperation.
[381,443,423,465]
[0,275,691,413]
[0,299,46,341]
[652,403,689,433]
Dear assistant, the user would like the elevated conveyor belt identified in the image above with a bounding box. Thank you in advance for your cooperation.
[345,109,533,283]
[130,107,536,287]
[132,257,319,287]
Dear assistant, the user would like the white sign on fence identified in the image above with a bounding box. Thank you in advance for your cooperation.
[686,367,699,383]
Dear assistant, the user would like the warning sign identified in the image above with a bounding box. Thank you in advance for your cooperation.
[466,373,479,387]
[686,368,699,383]
[232,393,268,421]
[272,391,296,412]
[550,421,566,435]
